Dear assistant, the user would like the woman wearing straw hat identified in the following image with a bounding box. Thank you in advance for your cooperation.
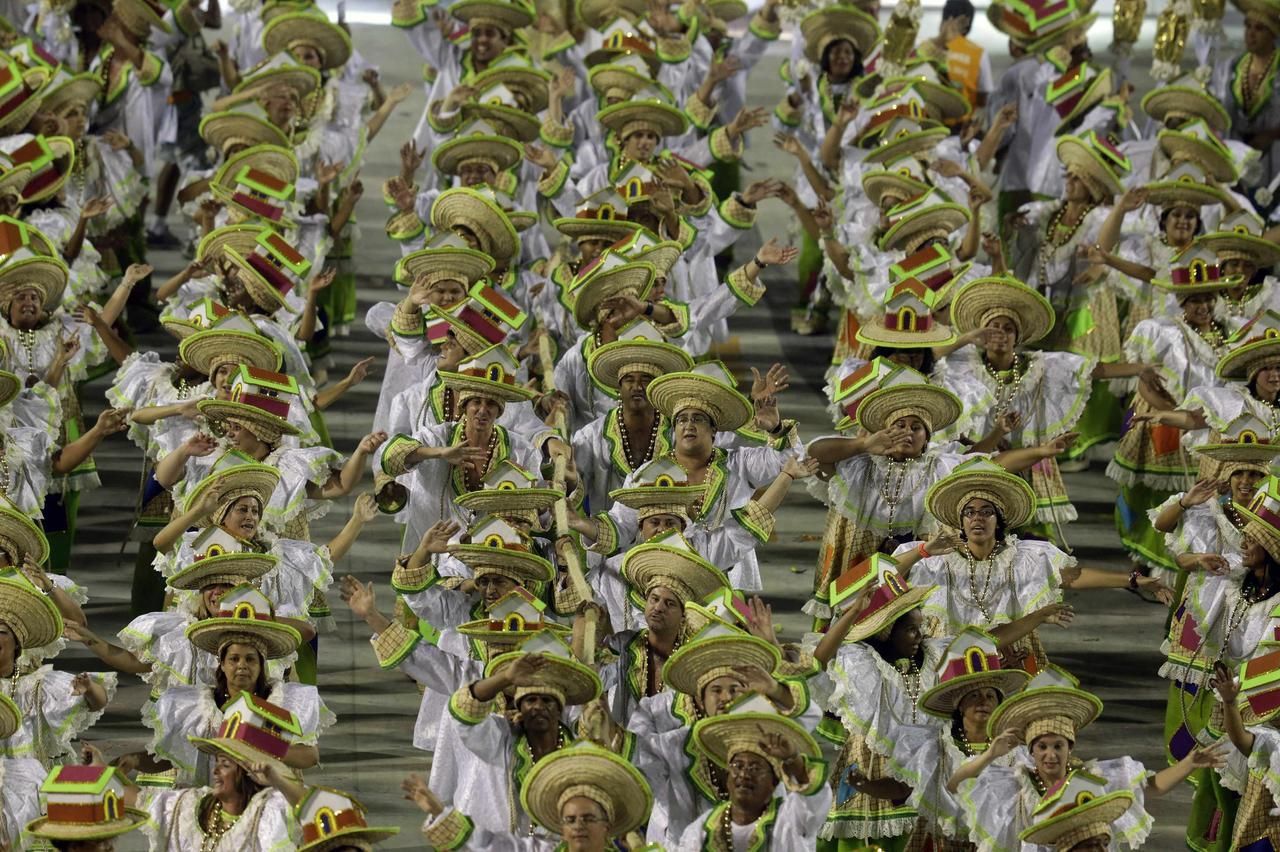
[1210,644,1280,849]
[409,741,652,852]
[0,575,115,769]
[1200,209,1280,318]
[1156,473,1280,848]
[950,665,1224,852]
[23,764,148,852]
[940,276,1157,542]
[1211,0,1280,189]
[130,584,332,789]
[0,690,48,850]
[0,496,86,663]
[806,365,1072,621]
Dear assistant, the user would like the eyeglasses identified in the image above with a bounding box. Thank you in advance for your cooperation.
[674,412,712,427]
[961,507,998,519]
[560,814,604,826]
[728,760,774,778]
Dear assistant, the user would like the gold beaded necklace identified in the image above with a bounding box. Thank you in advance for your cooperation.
[616,408,659,470]
[1037,203,1095,288]
[895,657,923,724]
[962,543,1004,624]
[200,800,240,852]
[982,354,1024,418]
[16,328,37,380]
[879,457,913,530]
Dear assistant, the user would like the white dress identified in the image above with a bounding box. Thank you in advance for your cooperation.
[0,667,117,767]
[140,786,298,852]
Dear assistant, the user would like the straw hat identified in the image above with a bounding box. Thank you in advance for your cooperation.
[211,144,299,226]
[1144,161,1229,209]
[1142,75,1231,134]
[583,22,660,71]
[553,189,639,244]
[197,224,266,267]
[1056,132,1126,200]
[485,640,602,707]
[611,230,682,278]
[297,786,399,852]
[450,0,534,33]
[432,125,523,178]
[692,699,822,777]
[926,457,1038,529]
[1238,475,1280,562]
[597,96,689,140]
[521,743,653,837]
[881,75,970,123]
[588,52,659,100]
[1198,210,1280,268]
[0,251,68,311]
[950,275,1056,346]
[663,625,782,699]
[0,692,15,739]
[179,328,283,378]
[1026,10,1097,54]
[864,119,950,166]
[198,394,301,444]
[0,62,49,137]
[1047,63,1112,135]
[588,337,693,391]
[877,190,970,254]
[460,95,541,144]
[1151,244,1241,296]
[800,5,879,63]
[856,368,963,435]
[234,54,322,101]
[190,691,305,783]
[185,585,302,659]
[1216,311,1280,380]
[577,0,647,29]
[0,575,61,649]
[857,278,958,348]
[199,108,290,155]
[39,70,101,117]
[1020,772,1134,847]
[262,12,353,71]
[453,470,563,515]
[622,531,730,607]
[470,58,552,115]
[918,627,1030,717]
[985,665,1103,745]
[0,498,49,565]
[431,187,519,265]
[1193,440,1280,472]
[114,0,171,37]
[395,244,494,289]
[861,159,931,211]
[568,251,656,329]
[25,766,149,843]
[1235,642,1280,726]
[1233,0,1280,26]
[647,365,753,433]
[842,566,937,642]
[448,515,556,585]
[169,552,278,592]
[1158,119,1238,183]
[440,343,537,409]
[181,453,282,527]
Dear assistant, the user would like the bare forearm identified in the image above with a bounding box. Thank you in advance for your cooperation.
[82,680,108,711]
[1099,250,1154,281]
[819,122,847,173]
[807,436,862,465]
[82,633,150,674]
[296,295,319,342]
[91,316,134,364]
[755,471,794,514]
[283,743,319,769]
[993,446,1052,473]
[65,216,89,262]
[326,517,367,562]
[53,426,106,475]
[1221,701,1254,755]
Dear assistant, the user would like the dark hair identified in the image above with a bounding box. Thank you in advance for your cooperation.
[872,345,936,376]
[941,0,975,27]
[866,613,925,666]
[1248,374,1280,404]
[213,643,271,706]
[949,686,1006,742]
[1158,206,1203,238]
[957,506,1009,541]
[820,39,864,80]
[1243,549,1280,599]
[199,768,263,821]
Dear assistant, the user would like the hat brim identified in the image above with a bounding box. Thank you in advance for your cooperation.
[1026,12,1097,54]
[470,66,551,114]
[918,669,1031,717]
[199,399,301,438]
[439,371,538,406]
[162,319,202,340]
[950,276,1056,345]
[262,13,353,71]
[198,224,268,265]
[485,649,603,707]
[299,827,401,852]
[856,318,957,347]
[459,102,540,143]
[985,686,1103,742]
[1158,130,1239,183]
[1192,442,1280,466]
[235,64,322,99]
[588,339,693,390]
[431,188,520,264]
[926,466,1038,529]
[626,242,682,277]
[448,543,556,583]
[597,100,689,138]
[395,246,495,287]
[801,6,879,62]
[199,112,290,154]
[577,0,647,30]
[609,484,704,511]
[0,576,63,649]
[1056,135,1123,198]
[622,543,729,606]
[186,616,302,659]
[864,127,950,166]
[1145,179,1229,209]
[521,746,653,837]
[663,634,781,698]
[1197,232,1280,268]
[588,65,657,98]
[1142,86,1231,134]
[1150,271,1243,294]
[694,711,822,768]
[41,75,102,116]
[180,329,283,376]
[1055,67,1113,135]
[181,460,282,524]
[432,135,524,178]
[845,584,936,642]
[455,620,572,642]
[454,487,565,514]
[1217,338,1280,380]
[571,261,656,328]
[1019,790,1134,845]
[26,810,149,841]
[878,204,971,253]
[647,372,754,433]
[0,255,69,311]
[861,172,931,210]
[190,736,293,784]
[451,0,535,30]
[0,499,49,564]
[554,217,641,243]
[169,552,278,591]
[856,384,963,434]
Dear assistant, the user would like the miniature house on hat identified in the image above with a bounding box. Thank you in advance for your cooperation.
[468,515,526,549]
[192,526,253,560]
[39,765,129,824]
[632,457,691,487]
[830,357,896,428]
[247,229,312,293]
[456,343,521,385]
[186,299,233,329]
[297,786,392,847]
[891,243,962,292]
[830,553,898,612]
[206,312,261,335]
[468,279,527,331]
[487,587,549,631]
[217,692,303,758]
[881,278,941,333]
[482,460,539,492]
[230,365,300,417]
[212,584,276,619]
[1239,643,1280,722]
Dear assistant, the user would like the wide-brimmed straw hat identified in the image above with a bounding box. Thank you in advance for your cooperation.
[0,62,49,137]
[844,567,937,642]
[647,363,753,433]
[185,585,301,659]
[878,190,970,254]
[856,366,962,435]
[588,52,659,100]
[432,123,523,178]
[1236,642,1280,726]
[262,12,353,71]
[169,552,278,592]
[919,627,1030,717]
[864,118,950,166]
[211,144,299,226]
[460,90,541,144]
[0,496,49,565]
[553,190,639,244]
[1142,74,1231,134]
[450,0,535,32]
[950,275,1055,346]
[1158,119,1238,183]
[39,69,101,117]
[800,5,879,63]
[857,278,958,348]
[1198,210,1280,268]
[609,458,706,522]
[486,633,602,707]
[470,56,551,115]
[522,742,652,837]
[182,451,282,527]
[395,244,494,290]
[986,665,1103,745]
[199,108,290,155]
[1056,132,1127,199]
[0,250,67,311]
[588,336,692,391]
[1047,63,1112,135]
[1216,311,1280,380]
[1145,161,1229,209]
[190,690,304,783]
[622,530,729,607]
[113,0,170,37]
[234,54,322,101]
[663,623,782,699]
[1239,475,1280,562]
[26,766,148,842]
[693,695,822,777]
[926,458,1038,529]
[568,250,656,329]
[179,328,283,378]
[0,575,62,649]
[1151,244,1241,295]
[448,515,556,584]
[861,158,931,210]
[453,462,563,515]
[611,229,682,277]
[296,786,399,851]
[197,224,266,267]
[431,187,519,265]
[439,343,537,411]
[1019,772,1134,847]
[597,95,689,140]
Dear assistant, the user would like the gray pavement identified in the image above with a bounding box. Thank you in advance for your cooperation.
[65,18,1202,850]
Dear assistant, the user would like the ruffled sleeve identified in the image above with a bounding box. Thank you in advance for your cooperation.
[247,789,301,851]
[27,667,117,764]
[279,682,337,747]
[1027,351,1096,438]
[4,426,53,517]
[107,351,173,446]
[1182,384,1252,432]
[0,757,44,849]
[265,446,343,530]
[144,685,216,777]
[957,763,1033,852]
[1010,539,1074,615]
[117,610,201,691]
[266,537,335,619]
[1088,756,1155,848]
[1243,726,1280,804]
